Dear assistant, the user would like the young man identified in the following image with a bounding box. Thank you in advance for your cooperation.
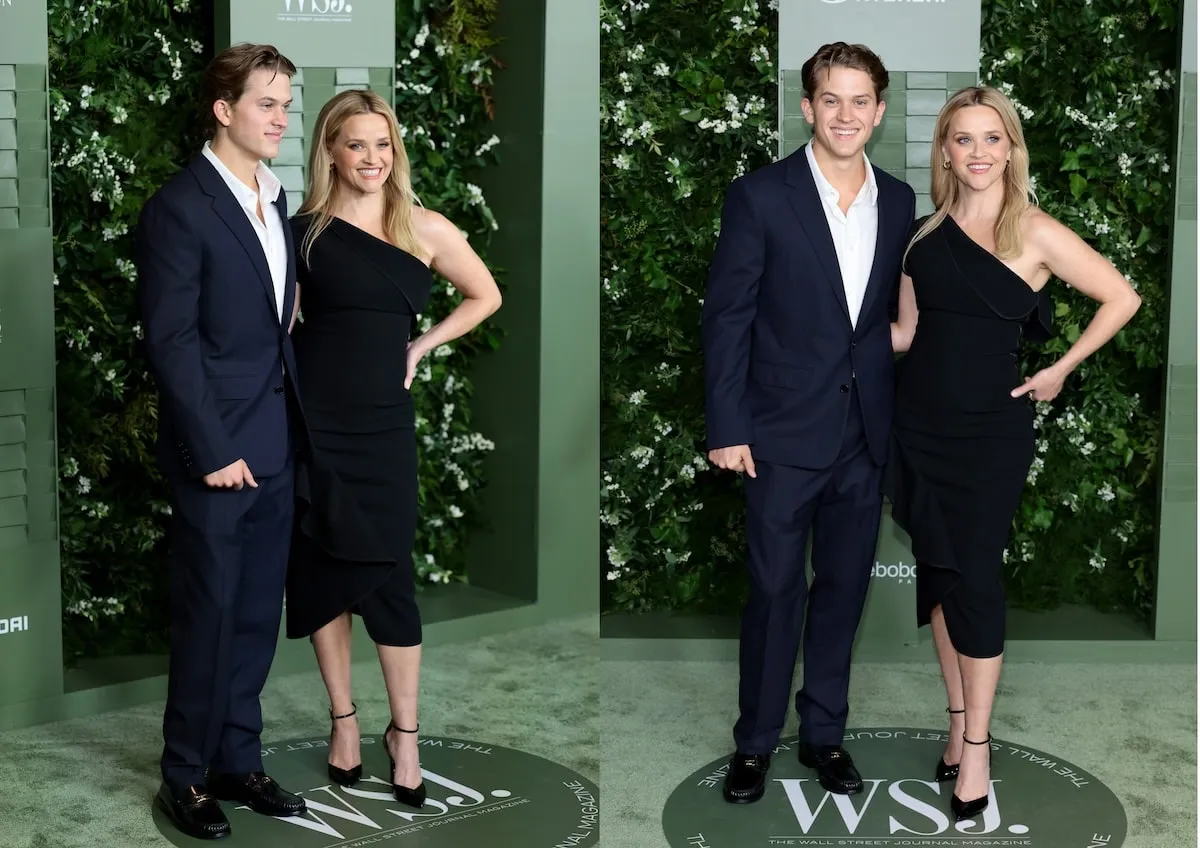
[137,43,307,839]
[702,42,916,804]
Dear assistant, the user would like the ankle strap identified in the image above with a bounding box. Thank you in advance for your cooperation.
[330,702,357,721]
[963,734,992,745]
[387,720,419,734]
[946,707,965,715]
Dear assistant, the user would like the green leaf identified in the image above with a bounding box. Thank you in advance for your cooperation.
[1069,172,1088,199]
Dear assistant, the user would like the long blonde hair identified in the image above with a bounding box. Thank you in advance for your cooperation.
[905,86,1036,266]
[297,89,424,265]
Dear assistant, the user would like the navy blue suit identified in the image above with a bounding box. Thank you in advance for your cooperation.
[702,148,915,755]
[137,153,301,791]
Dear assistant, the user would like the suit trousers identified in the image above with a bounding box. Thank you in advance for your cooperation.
[160,458,294,791]
[734,385,883,754]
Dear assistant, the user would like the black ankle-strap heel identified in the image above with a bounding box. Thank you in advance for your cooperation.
[950,733,993,821]
[327,703,362,787]
[384,721,427,809]
[934,708,965,782]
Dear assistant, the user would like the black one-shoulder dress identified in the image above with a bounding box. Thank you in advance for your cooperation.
[883,215,1051,659]
[285,215,432,647]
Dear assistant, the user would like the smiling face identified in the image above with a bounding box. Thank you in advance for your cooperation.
[215,67,292,162]
[329,112,394,196]
[801,65,885,162]
[944,104,1011,193]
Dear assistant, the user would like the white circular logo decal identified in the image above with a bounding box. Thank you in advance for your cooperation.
[662,728,1126,847]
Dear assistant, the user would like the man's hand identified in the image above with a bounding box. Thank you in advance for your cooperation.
[708,444,756,478]
[203,459,258,490]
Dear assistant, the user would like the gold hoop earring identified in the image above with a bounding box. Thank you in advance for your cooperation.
[942,160,950,170]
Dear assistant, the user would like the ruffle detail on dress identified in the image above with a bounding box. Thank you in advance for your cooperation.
[881,429,960,628]
[294,457,395,566]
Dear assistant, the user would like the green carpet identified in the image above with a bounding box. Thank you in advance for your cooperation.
[600,658,1197,848]
[0,615,597,847]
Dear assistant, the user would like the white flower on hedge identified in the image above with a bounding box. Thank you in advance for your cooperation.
[475,135,500,157]
[653,62,671,77]
[414,22,430,48]
[628,390,645,405]
[731,15,746,31]
[613,153,632,170]
[62,456,79,477]
[628,44,646,61]
[607,546,628,567]
[629,445,654,469]
[116,258,137,281]
[434,344,452,358]
[618,71,633,93]
[606,569,622,581]
[80,85,94,109]
[447,505,464,519]
[1097,482,1115,502]
[1089,553,1106,572]
[77,477,92,494]
[1026,455,1043,485]
[90,352,102,364]
[465,183,485,205]
[751,45,771,65]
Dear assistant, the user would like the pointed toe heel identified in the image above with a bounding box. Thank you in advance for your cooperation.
[950,733,992,821]
[935,707,964,782]
[327,703,363,787]
[384,721,428,809]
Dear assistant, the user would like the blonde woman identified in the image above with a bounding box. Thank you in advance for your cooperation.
[284,90,501,807]
[885,86,1138,820]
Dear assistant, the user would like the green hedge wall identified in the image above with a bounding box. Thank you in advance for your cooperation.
[51,0,503,663]
[600,0,1180,621]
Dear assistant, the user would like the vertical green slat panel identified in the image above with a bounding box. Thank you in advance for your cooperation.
[0,0,64,708]
[1153,0,1198,640]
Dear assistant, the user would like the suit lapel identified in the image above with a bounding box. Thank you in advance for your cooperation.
[857,169,890,323]
[189,154,280,323]
[784,151,850,323]
[277,193,294,327]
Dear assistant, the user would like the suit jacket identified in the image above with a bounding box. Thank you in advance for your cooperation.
[136,153,300,482]
[702,147,916,470]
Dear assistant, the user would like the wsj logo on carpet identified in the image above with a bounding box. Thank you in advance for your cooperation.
[154,735,600,848]
[279,0,353,23]
[662,729,1127,847]
[0,616,29,636]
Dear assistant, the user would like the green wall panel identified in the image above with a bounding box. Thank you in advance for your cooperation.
[1154,42,1197,640]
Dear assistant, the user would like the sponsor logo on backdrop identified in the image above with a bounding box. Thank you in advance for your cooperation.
[662,729,1126,847]
[872,560,915,585]
[154,735,599,847]
[0,616,29,635]
[821,0,948,4]
[279,0,353,24]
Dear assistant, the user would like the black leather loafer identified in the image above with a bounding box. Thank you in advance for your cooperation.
[208,771,306,817]
[155,782,231,840]
[797,744,863,794]
[722,752,770,804]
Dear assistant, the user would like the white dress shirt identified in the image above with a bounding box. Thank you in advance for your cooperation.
[201,141,288,322]
[804,141,878,329]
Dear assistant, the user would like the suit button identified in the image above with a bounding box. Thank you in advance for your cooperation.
[840,384,850,393]
[850,342,857,349]
[274,385,284,395]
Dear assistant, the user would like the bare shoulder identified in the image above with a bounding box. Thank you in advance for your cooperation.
[1021,206,1075,251]
[413,206,461,246]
